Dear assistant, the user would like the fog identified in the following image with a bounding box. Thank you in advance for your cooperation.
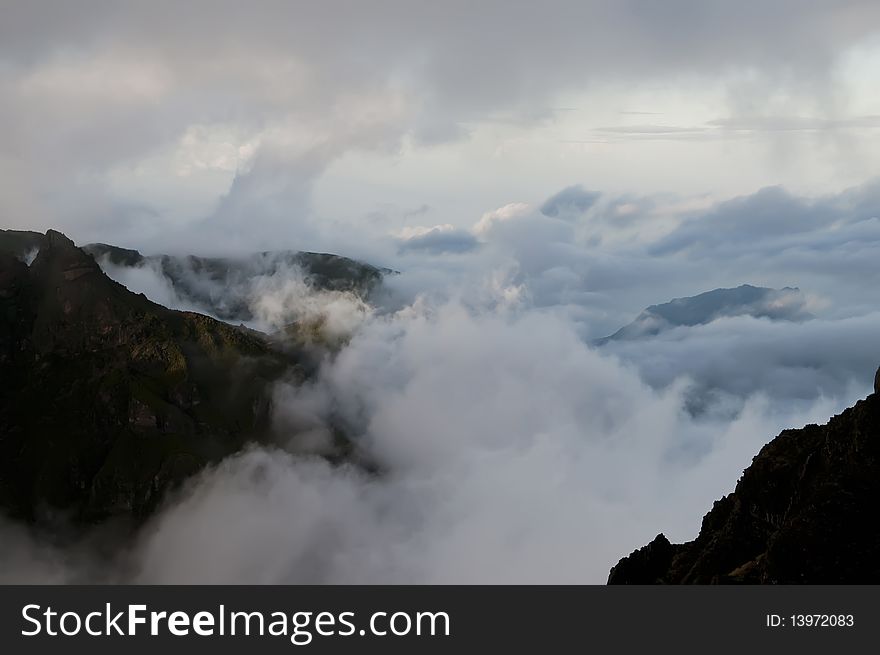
[4,183,878,582]
[0,296,849,583]
[97,253,373,337]
[128,302,849,584]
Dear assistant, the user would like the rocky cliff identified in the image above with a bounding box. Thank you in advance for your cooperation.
[608,375,880,583]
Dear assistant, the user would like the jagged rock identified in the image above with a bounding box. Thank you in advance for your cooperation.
[608,378,880,583]
[608,534,675,584]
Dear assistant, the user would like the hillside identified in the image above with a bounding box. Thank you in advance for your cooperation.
[0,230,305,525]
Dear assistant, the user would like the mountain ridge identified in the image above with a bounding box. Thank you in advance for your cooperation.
[597,284,812,345]
[0,229,309,526]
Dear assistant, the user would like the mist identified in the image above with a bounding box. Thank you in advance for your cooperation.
[0,244,866,583]
[127,302,848,584]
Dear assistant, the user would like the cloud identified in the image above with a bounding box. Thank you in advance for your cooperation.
[479,180,880,332]
[602,312,880,410]
[95,175,880,364]
[112,303,865,583]
[539,185,600,218]
[397,224,480,254]
[97,253,373,338]
[3,2,880,251]
[472,202,532,237]
[2,2,880,586]
[650,181,880,256]
[0,298,852,584]
[6,172,880,583]
[709,114,880,133]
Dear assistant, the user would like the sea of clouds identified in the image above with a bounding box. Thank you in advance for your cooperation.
[3,179,880,583]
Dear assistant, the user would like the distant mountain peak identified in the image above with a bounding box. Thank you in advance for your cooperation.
[597,284,812,344]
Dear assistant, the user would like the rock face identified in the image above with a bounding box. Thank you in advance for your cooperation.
[0,231,301,525]
[608,374,880,583]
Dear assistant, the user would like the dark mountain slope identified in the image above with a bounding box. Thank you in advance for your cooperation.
[608,374,880,583]
[0,231,302,526]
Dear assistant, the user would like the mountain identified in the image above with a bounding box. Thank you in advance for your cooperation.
[608,371,880,583]
[597,284,811,345]
[1,230,392,324]
[0,230,310,526]
[0,229,45,262]
[83,243,393,323]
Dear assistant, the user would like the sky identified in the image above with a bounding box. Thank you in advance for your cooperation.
[2,1,880,583]
[3,1,880,257]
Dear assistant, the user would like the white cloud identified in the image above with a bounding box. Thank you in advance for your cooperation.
[125,300,848,583]
[2,295,849,584]
[473,202,532,237]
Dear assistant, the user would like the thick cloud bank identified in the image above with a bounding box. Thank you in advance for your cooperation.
[0,296,850,583]
[129,304,846,583]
